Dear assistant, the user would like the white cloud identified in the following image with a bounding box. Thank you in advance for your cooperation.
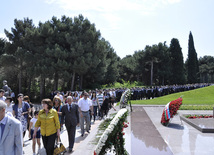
[44,0,182,30]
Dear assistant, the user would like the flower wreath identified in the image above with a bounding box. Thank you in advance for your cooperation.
[161,97,183,126]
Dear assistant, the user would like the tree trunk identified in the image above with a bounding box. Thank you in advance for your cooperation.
[18,65,23,93]
[27,77,32,96]
[150,61,153,86]
[40,75,45,101]
[61,80,65,91]
[162,77,164,86]
[71,71,75,91]
[80,75,83,90]
[54,73,58,91]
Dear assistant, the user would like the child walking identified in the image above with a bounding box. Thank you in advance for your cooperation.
[29,111,41,155]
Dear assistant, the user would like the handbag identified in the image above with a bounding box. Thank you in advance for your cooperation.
[54,137,66,155]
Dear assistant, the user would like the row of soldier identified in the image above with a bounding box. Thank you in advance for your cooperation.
[49,83,211,104]
[128,83,211,100]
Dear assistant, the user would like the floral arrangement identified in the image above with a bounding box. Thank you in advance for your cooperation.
[185,114,213,119]
[161,97,183,126]
[120,89,132,109]
[94,109,129,155]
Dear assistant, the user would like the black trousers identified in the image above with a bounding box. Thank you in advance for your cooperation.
[42,132,57,155]
[66,125,76,150]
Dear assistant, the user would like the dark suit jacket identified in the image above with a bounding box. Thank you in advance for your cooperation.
[61,104,79,127]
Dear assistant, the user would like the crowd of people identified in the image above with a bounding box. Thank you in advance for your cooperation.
[116,83,211,101]
[0,82,211,155]
[0,88,117,155]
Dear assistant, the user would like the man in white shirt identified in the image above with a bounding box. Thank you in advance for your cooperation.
[54,91,63,102]
[78,92,93,137]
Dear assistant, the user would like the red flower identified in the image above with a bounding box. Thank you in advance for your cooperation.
[122,132,125,135]
[94,151,96,155]
[124,124,128,128]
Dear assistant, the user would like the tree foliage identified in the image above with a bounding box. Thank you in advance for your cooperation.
[0,15,213,100]
[187,31,199,83]
[0,15,119,100]
[168,38,186,84]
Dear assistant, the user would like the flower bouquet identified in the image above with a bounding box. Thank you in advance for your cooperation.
[161,97,183,126]
[120,89,132,111]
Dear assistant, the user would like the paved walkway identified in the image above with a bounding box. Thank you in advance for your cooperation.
[23,116,104,155]
[23,105,214,155]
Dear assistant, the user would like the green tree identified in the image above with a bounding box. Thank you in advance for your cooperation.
[198,56,214,83]
[119,55,137,82]
[144,45,160,86]
[168,38,185,84]
[187,31,199,83]
[155,42,170,85]
[4,18,35,93]
[105,46,119,84]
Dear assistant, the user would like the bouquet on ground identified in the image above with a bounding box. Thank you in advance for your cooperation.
[161,97,183,126]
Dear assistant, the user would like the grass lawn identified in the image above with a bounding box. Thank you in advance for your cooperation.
[131,85,214,109]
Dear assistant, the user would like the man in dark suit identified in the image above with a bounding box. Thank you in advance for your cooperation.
[61,96,79,153]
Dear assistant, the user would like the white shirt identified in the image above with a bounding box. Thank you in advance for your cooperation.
[55,94,63,102]
[6,103,13,113]
[78,98,92,112]
[11,92,15,98]
[30,117,40,130]
[67,102,75,111]
[0,96,6,101]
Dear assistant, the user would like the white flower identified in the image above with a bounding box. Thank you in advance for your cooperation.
[94,108,128,154]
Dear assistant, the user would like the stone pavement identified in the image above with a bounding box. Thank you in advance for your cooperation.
[23,107,118,155]
[23,105,214,155]
[143,106,214,155]
[23,117,104,155]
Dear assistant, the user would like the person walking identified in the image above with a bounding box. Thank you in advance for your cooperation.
[97,90,104,119]
[33,99,60,155]
[78,92,93,137]
[5,96,13,115]
[53,96,62,130]
[61,96,79,153]
[73,92,79,104]
[91,91,99,122]
[23,95,35,140]
[12,93,30,145]
[29,111,41,155]
[0,100,23,155]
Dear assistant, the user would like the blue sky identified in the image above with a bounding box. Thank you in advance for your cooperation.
[1,0,213,61]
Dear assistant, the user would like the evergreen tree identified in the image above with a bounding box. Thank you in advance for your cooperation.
[169,38,186,84]
[0,38,6,55]
[4,18,35,93]
[187,31,199,83]
[156,42,170,85]
[198,56,214,83]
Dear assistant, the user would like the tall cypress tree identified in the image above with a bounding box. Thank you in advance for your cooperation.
[169,38,185,84]
[187,31,199,83]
